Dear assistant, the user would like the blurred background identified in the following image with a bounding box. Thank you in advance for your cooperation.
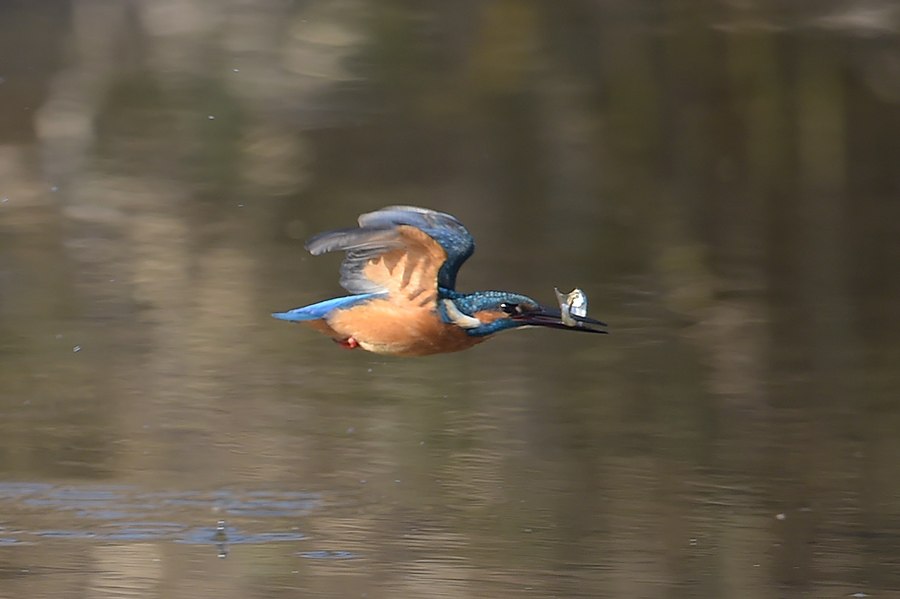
[1,0,899,597]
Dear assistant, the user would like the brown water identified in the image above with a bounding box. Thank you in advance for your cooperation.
[1,1,899,597]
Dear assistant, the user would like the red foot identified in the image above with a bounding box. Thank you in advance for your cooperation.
[336,337,360,350]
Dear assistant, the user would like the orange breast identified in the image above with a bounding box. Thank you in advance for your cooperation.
[324,298,484,356]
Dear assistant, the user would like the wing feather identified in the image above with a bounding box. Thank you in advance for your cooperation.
[305,207,475,297]
[360,206,474,290]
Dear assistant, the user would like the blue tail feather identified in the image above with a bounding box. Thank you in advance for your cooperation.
[272,294,380,322]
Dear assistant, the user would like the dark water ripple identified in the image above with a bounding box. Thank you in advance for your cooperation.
[0,482,321,546]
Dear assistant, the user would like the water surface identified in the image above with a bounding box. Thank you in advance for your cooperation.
[1,1,899,597]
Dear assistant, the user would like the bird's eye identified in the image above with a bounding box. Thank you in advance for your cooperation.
[499,302,518,315]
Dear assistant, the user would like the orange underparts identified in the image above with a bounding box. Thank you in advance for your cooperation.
[300,301,499,356]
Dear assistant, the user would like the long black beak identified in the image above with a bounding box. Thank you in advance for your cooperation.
[512,305,608,334]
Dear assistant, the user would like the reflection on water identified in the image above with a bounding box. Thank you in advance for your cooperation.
[1,482,313,546]
[1,0,900,598]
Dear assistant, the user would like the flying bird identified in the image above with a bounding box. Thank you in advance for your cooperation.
[273,206,606,356]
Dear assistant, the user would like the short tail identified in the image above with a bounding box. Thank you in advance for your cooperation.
[271,293,380,322]
[272,309,316,322]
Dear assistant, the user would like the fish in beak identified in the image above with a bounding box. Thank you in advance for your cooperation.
[512,305,608,333]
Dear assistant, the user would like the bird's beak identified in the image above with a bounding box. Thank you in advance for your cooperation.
[512,305,608,334]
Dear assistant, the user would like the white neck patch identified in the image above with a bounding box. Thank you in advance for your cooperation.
[442,299,482,329]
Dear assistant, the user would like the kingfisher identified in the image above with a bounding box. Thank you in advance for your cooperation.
[272,206,607,356]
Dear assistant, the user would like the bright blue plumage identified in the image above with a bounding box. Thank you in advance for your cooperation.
[272,293,380,322]
[273,206,606,356]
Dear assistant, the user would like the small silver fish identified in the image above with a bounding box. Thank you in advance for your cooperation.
[554,287,588,327]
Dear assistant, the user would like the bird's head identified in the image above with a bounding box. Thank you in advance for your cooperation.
[439,291,607,337]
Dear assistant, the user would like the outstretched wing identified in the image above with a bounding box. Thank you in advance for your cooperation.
[305,206,475,297]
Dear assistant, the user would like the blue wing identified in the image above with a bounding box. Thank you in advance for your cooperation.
[305,206,475,294]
